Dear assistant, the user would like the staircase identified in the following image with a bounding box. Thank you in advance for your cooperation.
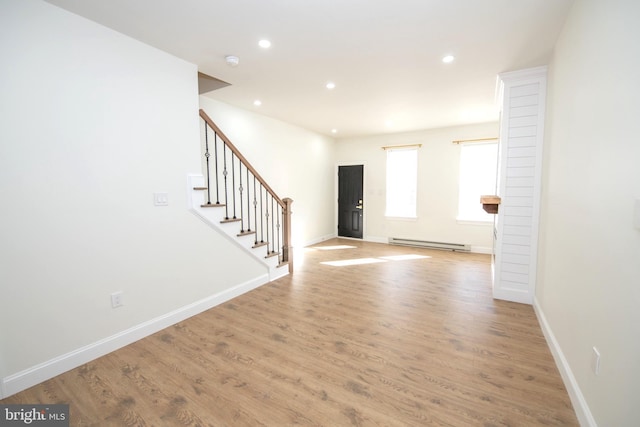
[188,109,293,282]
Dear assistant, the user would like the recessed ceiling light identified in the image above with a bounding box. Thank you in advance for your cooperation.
[253,100,262,106]
[326,82,336,90]
[258,39,271,48]
[442,55,455,63]
[331,129,338,134]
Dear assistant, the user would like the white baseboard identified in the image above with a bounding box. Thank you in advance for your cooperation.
[363,236,492,253]
[533,297,597,427]
[1,274,269,399]
[470,245,493,254]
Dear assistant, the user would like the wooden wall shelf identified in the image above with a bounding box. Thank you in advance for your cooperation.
[480,195,501,214]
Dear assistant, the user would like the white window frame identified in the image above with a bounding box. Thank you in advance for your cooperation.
[457,141,498,223]
[385,146,418,219]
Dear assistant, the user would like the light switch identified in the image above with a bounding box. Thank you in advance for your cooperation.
[154,192,169,206]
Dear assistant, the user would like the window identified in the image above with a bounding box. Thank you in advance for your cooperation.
[457,142,498,222]
[385,147,418,218]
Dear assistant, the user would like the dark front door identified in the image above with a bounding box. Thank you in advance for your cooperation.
[338,165,364,239]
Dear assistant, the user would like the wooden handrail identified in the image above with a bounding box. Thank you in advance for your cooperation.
[199,109,285,208]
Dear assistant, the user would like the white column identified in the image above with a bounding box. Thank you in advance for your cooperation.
[493,66,547,304]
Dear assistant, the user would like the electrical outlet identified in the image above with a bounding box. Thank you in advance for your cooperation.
[111,291,124,308]
[591,346,601,375]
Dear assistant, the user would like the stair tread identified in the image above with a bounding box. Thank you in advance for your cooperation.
[265,251,280,259]
[201,203,225,208]
[221,218,242,223]
[253,242,269,249]
[193,187,208,190]
[237,230,256,237]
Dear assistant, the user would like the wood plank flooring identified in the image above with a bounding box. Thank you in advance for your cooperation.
[2,239,578,426]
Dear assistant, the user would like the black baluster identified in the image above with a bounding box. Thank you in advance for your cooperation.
[231,153,236,219]
[259,184,264,243]
[265,191,270,249]
[253,177,258,244]
[214,133,220,204]
[271,195,275,254]
[204,123,211,205]
[239,162,244,232]
[222,144,229,219]
[246,167,251,231]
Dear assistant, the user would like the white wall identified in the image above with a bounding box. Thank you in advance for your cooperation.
[335,122,499,251]
[0,0,265,395]
[537,0,640,425]
[198,97,337,248]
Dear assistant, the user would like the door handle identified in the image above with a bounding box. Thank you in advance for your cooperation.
[356,205,363,209]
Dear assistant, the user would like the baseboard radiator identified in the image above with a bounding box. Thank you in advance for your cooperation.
[388,237,470,252]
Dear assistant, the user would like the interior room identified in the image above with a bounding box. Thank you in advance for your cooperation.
[1,0,638,425]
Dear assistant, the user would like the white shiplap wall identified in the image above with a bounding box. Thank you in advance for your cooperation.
[494,67,547,304]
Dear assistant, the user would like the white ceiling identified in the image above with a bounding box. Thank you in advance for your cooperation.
[45,0,574,137]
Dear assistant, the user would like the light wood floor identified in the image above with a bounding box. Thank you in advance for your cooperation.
[2,239,578,426]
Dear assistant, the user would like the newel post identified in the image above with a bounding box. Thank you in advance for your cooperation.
[282,197,293,273]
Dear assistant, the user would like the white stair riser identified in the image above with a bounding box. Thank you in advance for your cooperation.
[187,174,287,281]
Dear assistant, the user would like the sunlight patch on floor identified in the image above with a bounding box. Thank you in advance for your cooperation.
[320,254,431,267]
